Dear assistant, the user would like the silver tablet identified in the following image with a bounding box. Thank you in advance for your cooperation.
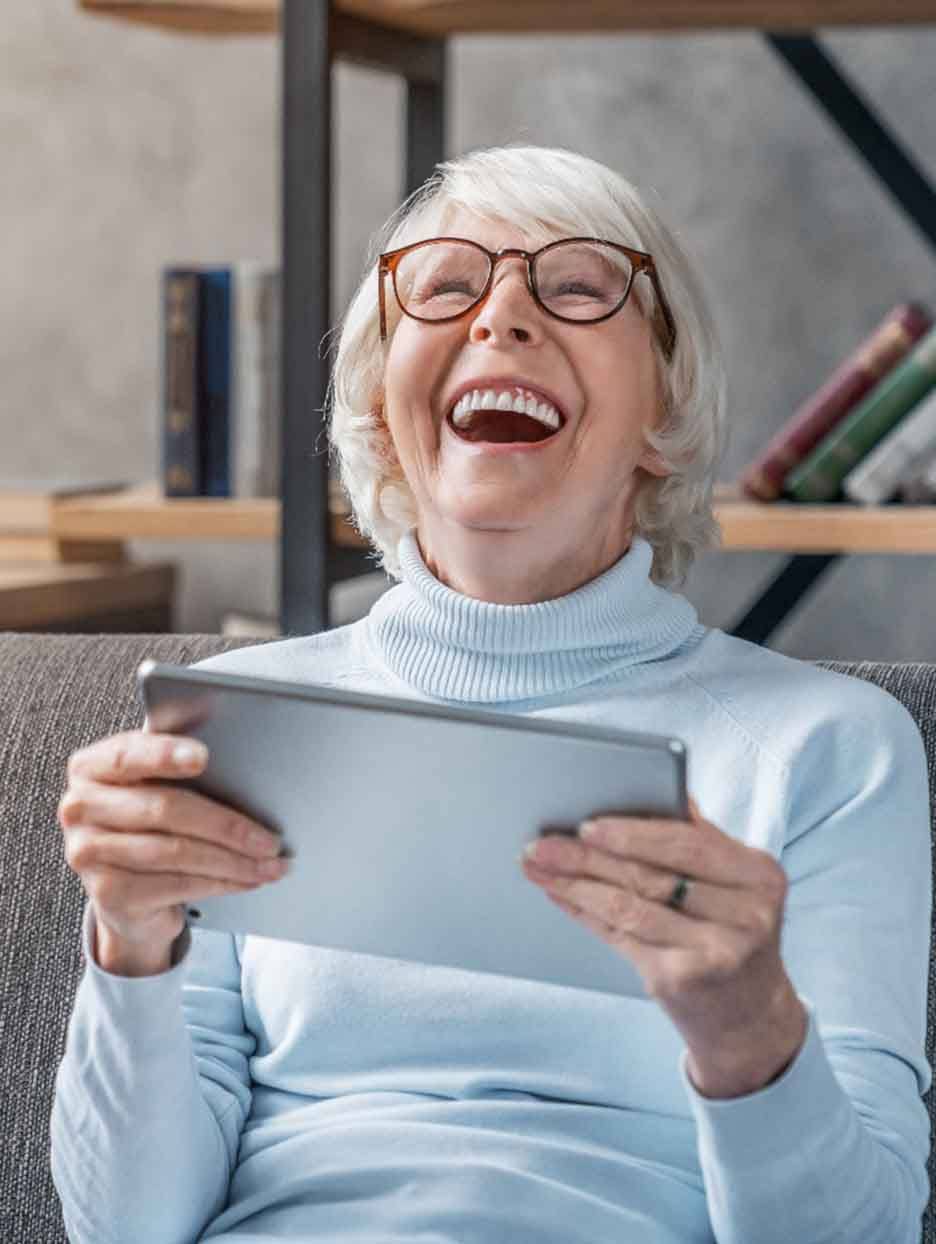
[138,659,690,999]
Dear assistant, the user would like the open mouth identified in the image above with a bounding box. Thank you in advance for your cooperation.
[448,409,562,444]
[445,390,567,445]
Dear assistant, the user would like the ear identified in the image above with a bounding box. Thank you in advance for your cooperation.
[638,445,672,478]
[372,396,400,466]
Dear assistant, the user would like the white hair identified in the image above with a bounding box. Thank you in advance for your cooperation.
[324,143,729,588]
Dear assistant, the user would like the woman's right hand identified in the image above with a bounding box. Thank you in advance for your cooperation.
[58,727,289,973]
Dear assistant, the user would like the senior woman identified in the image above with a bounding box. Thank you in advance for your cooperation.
[52,144,931,1244]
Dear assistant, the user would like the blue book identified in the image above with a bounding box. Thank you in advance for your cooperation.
[198,268,232,497]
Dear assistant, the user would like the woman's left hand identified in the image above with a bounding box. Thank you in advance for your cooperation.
[520,796,809,1099]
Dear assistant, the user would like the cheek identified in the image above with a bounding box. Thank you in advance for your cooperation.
[579,333,659,428]
[389,316,452,372]
[385,326,451,420]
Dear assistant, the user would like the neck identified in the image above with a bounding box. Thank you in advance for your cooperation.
[415,521,636,605]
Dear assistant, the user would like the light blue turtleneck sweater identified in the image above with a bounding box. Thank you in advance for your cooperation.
[51,529,932,1243]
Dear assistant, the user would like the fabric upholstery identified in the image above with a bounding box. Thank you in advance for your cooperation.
[0,632,933,1241]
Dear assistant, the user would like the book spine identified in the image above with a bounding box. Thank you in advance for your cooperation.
[232,265,280,497]
[260,268,281,498]
[842,387,936,504]
[738,302,932,501]
[786,325,936,502]
[232,263,263,498]
[198,268,232,497]
[161,269,201,497]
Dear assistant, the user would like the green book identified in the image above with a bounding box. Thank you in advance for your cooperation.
[785,324,936,502]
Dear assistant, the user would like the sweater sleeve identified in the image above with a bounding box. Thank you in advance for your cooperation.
[50,902,255,1244]
[678,683,933,1244]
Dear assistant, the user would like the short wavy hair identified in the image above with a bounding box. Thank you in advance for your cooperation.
[324,143,729,589]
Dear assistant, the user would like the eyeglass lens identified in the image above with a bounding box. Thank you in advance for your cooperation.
[393,240,634,323]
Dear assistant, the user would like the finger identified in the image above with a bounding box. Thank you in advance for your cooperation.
[65,825,290,888]
[532,871,690,947]
[532,866,783,959]
[524,840,775,931]
[529,835,701,895]
[541,887,702,985]
[59,780,281,860]
[538,884,758,999]
[83,865,268,922]
[67,731,209,786]
[529,858,778,935]
[579,817,772,889]
[546,890,616,939]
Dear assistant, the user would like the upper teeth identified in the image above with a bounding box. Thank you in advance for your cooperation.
[450,388,562,431]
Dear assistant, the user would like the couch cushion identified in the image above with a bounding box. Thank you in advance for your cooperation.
[0,632,270,1243]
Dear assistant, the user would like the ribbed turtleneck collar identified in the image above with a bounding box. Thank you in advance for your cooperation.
[364,528,704,704]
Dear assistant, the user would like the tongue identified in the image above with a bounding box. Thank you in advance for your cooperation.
[454,410,554,443]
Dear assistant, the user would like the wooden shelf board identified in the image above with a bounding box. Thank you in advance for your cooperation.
[45,480,936,555]
[79,0,276,33]
[78,0,936,35]
[714,497,936,553]
[52,482,281,541]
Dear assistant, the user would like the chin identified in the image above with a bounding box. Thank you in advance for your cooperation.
[436,500,539,530]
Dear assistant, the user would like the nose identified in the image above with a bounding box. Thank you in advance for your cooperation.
[467,256,540,345]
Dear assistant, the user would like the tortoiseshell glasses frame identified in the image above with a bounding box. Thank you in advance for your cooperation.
[377,236,678,360]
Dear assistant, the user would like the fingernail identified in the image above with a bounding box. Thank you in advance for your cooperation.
[173,742,207,767]
[248,827,281,856]
[258,856,289,878]
[579,820,600,839]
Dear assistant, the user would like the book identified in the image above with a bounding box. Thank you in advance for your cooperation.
[738,302,932,501]
[897,447,936,504]
[162,263,283,500]
[199,268,233,497]
[162,270,201,497]
[232,264,281,498]
[784,324,936,502]
[842,387,936,504]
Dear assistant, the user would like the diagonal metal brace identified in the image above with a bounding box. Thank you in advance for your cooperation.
[765,33,936,254]
[729,553,842,645]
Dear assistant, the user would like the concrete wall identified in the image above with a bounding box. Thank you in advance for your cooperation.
[3,1,935,655]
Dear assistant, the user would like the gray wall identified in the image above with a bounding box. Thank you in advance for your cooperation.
[3,1,935,655]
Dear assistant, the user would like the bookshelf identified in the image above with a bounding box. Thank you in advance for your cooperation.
[0,484,179,628]
[75,0,936,643]
[46,480,936,555]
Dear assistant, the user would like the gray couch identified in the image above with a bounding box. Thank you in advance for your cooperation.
[2,631,935,1242]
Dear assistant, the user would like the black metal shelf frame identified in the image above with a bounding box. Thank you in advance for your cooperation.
[279,3,936,644]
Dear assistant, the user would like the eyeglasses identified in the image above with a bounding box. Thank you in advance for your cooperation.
[377,236,677,358]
